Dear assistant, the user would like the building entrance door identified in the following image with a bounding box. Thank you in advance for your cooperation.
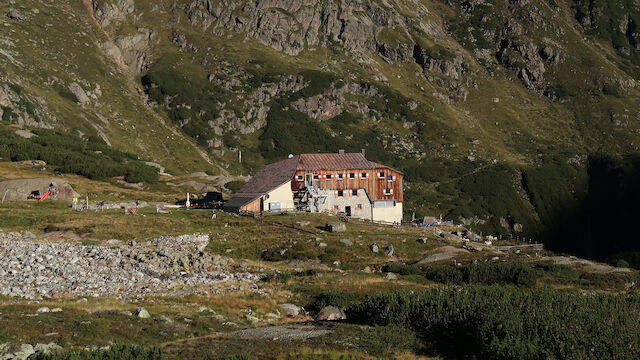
[345,206,352,217]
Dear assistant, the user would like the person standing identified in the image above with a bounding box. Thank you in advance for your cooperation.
[211,208,217,219]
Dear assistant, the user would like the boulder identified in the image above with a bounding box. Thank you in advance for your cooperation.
[315,306,346,321]
[384,245,394,257]
[384,272,398,280]
[278,303,301,317]
[417,237,428,244]
[339,238,353,246]
[326,222,346,232]
[370,243,379,253]
[6,9,28,21]
[135,307,150,319]
[36,307,50,313]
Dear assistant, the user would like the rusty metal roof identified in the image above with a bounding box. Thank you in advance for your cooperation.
[297,153,378,170]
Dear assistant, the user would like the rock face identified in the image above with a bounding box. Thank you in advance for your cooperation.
[92,0,135,27]
[183,0,428,61]
[103,28,158,75]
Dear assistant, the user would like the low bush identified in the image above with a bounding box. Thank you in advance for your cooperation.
[347,286,640,359]
[306,290,360,314]
[420,261,539,287]
[31,344,165,360]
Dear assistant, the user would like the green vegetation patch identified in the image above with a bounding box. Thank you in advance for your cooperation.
[0,127,158,183]
[347,285,640,359]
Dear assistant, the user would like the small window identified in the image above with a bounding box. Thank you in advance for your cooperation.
[378,172,385,179]
[361,172,368,179]
[387,175,394,182]
[296,175,304,181]
[313,175,320,180]
[325,174,333,180]
[352,189,358,196]
[337,174,344,180]
[337,190,344,197]
[356,204,364,210]
[384,188,392,196]
[333,205,340,212]
[349,173,356,179]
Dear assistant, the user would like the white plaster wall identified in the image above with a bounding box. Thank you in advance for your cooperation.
[372,202,403,224]
[315,189,372,220]
[266,181,295,211]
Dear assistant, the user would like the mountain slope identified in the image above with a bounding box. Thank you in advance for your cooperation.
[1,0,639,258]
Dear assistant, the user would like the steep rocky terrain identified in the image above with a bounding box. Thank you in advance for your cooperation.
[1,0,640,258]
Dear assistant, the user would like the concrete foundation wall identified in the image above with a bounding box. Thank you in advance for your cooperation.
[316,188,372,220]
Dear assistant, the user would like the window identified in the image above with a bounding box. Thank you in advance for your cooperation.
[349,173,356,179]
[356,204,364,210]
[384,188,393,196]
[296,175,304,181]
[333,205,340,212]
[378,172,385,179]
[325,174,333,180]
[387,175,394,182]
[313,175,320,180]
[361,172,368,179]
[337,190,344,198]
[337,173,344,180]
[269,202,281,210]
[352,189,358,196]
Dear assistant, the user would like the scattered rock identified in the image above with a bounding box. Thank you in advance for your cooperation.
[370,243,379,253]
[36,307,50,313]
[68,82,91,105]
[384,245,394,257]
[315,306,346,321]
[417,237,428,244]
[246,315,260,325]
[135,307,150,319]
[295,221,310,227]
[339,238,353,246]
[318,242,327,248]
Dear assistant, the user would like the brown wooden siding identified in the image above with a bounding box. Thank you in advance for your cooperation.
[292,168,403,203]
[241,198,261,213]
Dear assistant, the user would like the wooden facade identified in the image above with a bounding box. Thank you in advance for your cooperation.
[292,167,403,203]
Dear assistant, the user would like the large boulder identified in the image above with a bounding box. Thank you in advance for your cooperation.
[315,306,346,321]
[278,303,301,317]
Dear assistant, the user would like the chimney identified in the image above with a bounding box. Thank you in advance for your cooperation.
[361,149,366,157]
[338,149,345,154]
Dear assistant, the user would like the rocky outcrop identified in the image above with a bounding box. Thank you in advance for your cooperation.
[102,28,158,75]
[207,75,307,137]
[92,0,134,27]
[413,44,467,80]
[183,0,418,57]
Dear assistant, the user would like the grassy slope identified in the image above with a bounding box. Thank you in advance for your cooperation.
[0,0,214,174]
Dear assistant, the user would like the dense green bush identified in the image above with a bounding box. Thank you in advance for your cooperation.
[0,127,158,183]
[347,286,640,359]
[31,344,165,360]
[306,290,360,314]
[424,261,539,287]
